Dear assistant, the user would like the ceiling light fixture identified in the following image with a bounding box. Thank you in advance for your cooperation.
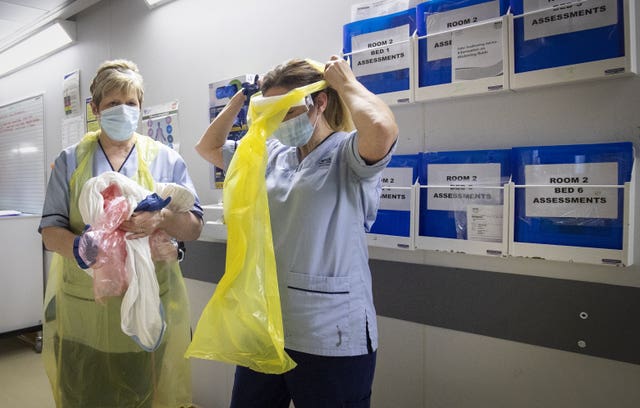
[0,20,76,78]
[144,0,176,9]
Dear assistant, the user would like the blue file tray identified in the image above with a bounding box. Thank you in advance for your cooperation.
[415,0,510,101]
[343,8,416,106]
[510,141,635,265]
[417,149,511,256]
[509,0,636,89]
[368,154,420,250]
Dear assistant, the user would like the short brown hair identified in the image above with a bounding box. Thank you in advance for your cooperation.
[89,59,144,108]
[261,59,352,132]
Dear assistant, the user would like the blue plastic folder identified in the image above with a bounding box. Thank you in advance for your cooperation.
[511,0,625,73]
[369,154,420,237]
[416,0,509,87]
[343,9,416,95]
[419,149,511,239]
[511,142,634,249]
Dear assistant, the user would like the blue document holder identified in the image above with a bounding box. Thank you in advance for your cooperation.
[343,9,416,95]
[511,0,625,74]
[419,149,511,239]
[370,154,420,237]
[416,0,509,87]
[512,142,633,249]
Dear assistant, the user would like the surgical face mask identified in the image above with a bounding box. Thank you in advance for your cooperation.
[272,96,318,147]
[99,104,140,142]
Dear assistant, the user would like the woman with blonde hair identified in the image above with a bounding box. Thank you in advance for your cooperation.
[40,59,203,407]
[196,55,398,407]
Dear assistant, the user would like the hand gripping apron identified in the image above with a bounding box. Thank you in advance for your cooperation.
[42,132,192,408]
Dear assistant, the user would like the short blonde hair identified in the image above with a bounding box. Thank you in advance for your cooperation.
[89,59,144,108]
[261,59,353,132]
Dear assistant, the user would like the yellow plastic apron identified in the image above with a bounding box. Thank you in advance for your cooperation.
[186,76,329,374]
[42,131,192,408]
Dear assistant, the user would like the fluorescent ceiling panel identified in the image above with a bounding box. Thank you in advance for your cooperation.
[144,0,175,9]
[0,19,75,77]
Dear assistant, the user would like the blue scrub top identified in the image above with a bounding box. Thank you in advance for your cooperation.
[223,131,394,356]
[40,136,203,232]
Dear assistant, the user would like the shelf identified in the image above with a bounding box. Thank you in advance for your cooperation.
[199,203,227,243]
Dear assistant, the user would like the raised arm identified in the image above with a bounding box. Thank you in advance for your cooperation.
[194,89,246,169]
[323,55,398,164]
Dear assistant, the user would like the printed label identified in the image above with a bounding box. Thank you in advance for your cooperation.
[524,162,619,218]
[380,167,413,211]
[427,163,503,211]
[425,0,500,61]
[523,0,617,41]
[351,25,411,76]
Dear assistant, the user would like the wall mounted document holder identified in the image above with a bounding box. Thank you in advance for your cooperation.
[414,15,510,101]
[508,181,635,266]
[344,8,417,106]
[415,184,510,256]
[414,0,511,101]
[367,182,419,250]
[509,0,637,90]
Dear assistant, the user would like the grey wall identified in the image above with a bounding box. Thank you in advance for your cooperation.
[182,241,640,365]
[181,241,640,408]
[3,0,640,407]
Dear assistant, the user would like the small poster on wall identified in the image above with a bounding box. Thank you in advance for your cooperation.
[61,116,84,148]
[85,97,99,132]
[141,100,180,151]
[63,70,81,117]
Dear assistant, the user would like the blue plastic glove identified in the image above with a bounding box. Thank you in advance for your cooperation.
[134,193,172,212]
[241,75,260,103]
[73,225,99,269]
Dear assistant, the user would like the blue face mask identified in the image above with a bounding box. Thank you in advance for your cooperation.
[99,104,140,141]
[272,110,319,147]
[272,113,314,147]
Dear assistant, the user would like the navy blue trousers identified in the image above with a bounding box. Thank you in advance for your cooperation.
[229,349,377,408]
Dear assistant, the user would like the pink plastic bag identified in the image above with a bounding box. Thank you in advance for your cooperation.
[89,183,131,303]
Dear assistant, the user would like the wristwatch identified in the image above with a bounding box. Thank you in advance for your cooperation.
[171,239,186,262]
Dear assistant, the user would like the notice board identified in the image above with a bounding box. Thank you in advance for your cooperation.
[0,95,46,214]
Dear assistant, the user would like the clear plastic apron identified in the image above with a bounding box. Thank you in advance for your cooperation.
[42,132,192,407]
